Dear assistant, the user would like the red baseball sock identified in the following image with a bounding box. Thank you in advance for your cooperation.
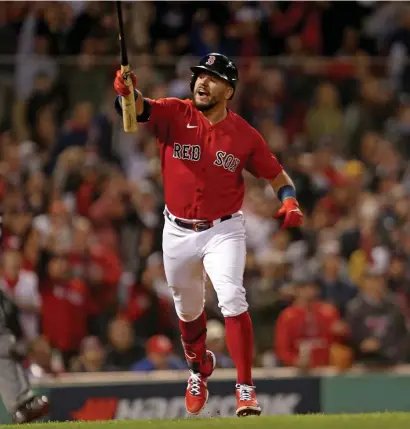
[179,311,207,343]
[225,312,254,385]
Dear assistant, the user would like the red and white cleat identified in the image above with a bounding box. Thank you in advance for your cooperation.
[185,351,216,415]
[235,384,262,417]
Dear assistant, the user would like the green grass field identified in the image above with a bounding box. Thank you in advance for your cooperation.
[7,413,410,429]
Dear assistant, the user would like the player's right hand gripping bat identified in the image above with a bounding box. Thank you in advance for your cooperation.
[116,1,137,132]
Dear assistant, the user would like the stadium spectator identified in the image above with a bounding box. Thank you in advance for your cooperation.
[131,335,186,372]
[190,21,225,58]
[70,336,108,372]
[344,77,394,157]
[305,83,344,150]
[66,38,109,111]
[40,253,90,367]
[274,277,349,369]
[27,336,63,378]
[46,101,94,174]
[206,320,234,369]
[15,35,58,103]
[315,242,357,317]
[388,5,410,95]
[105,318,144,371]
[346,267,410,366]
[122,266,175,343]
[85,239,122,339]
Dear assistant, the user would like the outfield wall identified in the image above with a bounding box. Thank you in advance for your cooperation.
[1,366,410,423]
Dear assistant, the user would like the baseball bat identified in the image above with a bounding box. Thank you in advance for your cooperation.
[116,1,137,132]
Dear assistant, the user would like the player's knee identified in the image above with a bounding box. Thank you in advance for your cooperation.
[177,310,204,322]
[169,285,204,322]
[217,284,248,317]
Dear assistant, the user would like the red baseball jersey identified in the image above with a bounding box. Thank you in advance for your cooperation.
[142,98,283,220]
[274,302,342,367]
[41,278,89,352]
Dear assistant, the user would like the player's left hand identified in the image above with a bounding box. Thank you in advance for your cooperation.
[273,198,303,229]
[114,69,137,97]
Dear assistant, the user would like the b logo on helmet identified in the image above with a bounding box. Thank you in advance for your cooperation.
[206,55,216,66]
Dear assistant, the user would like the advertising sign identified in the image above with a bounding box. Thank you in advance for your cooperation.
[49,377,321,421]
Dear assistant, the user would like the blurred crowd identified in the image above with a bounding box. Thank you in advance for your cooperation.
[1,1,410,376]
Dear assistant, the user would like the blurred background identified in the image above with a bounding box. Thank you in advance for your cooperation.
[1,0,410,386]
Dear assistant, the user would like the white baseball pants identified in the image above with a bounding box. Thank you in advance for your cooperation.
[162,211,248,321]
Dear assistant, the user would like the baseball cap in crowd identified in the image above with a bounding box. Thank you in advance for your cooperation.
[146,335,173,355]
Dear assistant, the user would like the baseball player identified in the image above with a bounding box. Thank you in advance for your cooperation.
[0,216,49,424]
[114,53,303,417]
[0,290,49,424]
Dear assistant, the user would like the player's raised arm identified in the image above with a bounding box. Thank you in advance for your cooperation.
[113,69,184,142]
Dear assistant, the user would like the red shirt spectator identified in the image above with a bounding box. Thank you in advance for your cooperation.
[87,175,126,253]
[87,243,122,316]
[69,219,121,316]
[76,180,96,218]
[275,280,348,368]
[40,255,90,354]
[270,3,323,54]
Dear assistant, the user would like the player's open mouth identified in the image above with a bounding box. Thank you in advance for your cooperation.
[198,88,210,98]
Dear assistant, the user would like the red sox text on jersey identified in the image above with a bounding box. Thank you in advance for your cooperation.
[140,98,283,220]
[172,145,240,173]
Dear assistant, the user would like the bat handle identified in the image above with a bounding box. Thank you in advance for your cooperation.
[121,64,133,88]
[120,64,137,133]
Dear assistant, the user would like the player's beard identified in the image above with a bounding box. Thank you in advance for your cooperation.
[193,93,219,112]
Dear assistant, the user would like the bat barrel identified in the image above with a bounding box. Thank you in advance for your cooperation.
[116,1,128,66]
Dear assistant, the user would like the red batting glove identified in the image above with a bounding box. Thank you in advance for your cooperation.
[273,198,304,230]
[113,70,137,97]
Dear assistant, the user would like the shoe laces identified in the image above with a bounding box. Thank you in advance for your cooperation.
[188,372,202,396]
[236,384,255,401]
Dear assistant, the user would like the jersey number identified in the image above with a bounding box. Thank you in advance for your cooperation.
[214,151,240,172]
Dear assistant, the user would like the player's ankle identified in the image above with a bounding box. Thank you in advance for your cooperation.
[182,332,207,362]
[237,381,254,386]
[186,350,215,377]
